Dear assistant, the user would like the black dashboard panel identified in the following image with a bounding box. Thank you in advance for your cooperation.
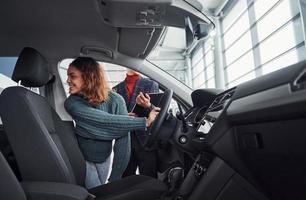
[227,61,306,124]
[227,84,306,124]
[172,61,306,200]
[231,60,306,100]
[234,118,306,200]
[219,61,306,199]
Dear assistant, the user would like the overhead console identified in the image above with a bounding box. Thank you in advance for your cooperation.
[97,0,211,28]
[96,0,213,58]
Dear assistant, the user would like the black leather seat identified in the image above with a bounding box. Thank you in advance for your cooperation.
[0,151,27,200]
[0,151,89,200]
[0,47,167,200]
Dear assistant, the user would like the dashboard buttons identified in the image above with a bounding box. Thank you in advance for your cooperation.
[194,163,207,177]
[179,135,187,144]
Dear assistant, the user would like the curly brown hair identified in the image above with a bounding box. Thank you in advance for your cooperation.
[70,57,109,106]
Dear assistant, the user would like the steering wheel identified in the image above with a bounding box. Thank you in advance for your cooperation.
[144,89,173,148]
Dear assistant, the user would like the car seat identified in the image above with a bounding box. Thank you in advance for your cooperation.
[0,47,167,200]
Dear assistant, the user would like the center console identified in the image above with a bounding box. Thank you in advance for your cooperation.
[169,88,269,200]
[174,155,269,200]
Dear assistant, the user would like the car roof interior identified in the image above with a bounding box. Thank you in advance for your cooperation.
[0,0,211,61]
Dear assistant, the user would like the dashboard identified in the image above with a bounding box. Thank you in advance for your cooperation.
[184,88,235,137]
[171,60,306,200]
[196,89,235,135]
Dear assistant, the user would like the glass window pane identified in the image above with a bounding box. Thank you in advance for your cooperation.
[262,45,306,75]
[192,46,203,66]
[222,0,248,33]
[253,0,280,20]
[256,0,300,43]
[226,51,255,83]
[198,82,206,89]
[0,73,17,93]
[207,78,215,88]
[259,18,304,64]
[102,62,127,88]
[206,64,215,80]
[0,57,18,78]
[192,59,204,77]
[205,50,214,66]
[162,27,187,49]
[204,38,213,54]
[0,57,18,95]
[224,30,252,65]
[227,72,256,88]
[193,72,205,88]
[223,12,250,50]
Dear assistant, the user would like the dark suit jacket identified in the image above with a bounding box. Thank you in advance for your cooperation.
[113,76,159,143]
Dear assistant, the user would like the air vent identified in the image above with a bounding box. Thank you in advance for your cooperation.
[219,90,235,104]
[208,90,235,111]
[292,68,306,91]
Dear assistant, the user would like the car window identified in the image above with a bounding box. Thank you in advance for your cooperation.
[58,59,128,95]
[0,57,18,93]
[58,59,179,112]
[0,57,18,124]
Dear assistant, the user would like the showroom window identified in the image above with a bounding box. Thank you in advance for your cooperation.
[191,37,215,89]
[0,57,18,94]
[221,0,306,88]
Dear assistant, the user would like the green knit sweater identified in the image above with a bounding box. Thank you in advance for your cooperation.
[64,91,146,181]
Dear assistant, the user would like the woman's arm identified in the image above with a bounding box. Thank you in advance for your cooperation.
[64,95,146,138]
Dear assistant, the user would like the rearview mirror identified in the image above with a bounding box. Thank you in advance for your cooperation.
[195,23,214,39]
[185,16,215,47]
[185,17,194,47]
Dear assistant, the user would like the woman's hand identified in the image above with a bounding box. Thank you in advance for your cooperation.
[128,112,137,116]
[136,92,151,108]
[146,107,161,127]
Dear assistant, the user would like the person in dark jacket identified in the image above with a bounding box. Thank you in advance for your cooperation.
[113,69,159,178]
[64,57,160,189]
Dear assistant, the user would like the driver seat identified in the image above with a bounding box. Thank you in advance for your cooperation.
[0,47,167,199]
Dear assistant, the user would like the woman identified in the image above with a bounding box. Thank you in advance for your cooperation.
[64,57,159,189]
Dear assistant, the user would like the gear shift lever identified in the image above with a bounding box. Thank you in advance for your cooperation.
[160,167,184,200]
[168,167,184,190]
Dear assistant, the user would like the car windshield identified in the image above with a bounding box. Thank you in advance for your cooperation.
[147,0,306,90]
[57,0,306,96]
[147,27,194,88]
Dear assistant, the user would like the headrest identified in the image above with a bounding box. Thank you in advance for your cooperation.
[12,47,52,87]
